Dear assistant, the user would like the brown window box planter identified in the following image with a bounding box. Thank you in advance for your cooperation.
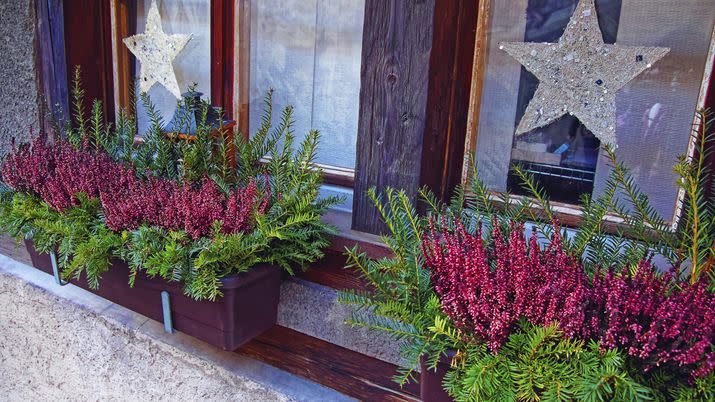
[420,353,454,402]
[23,239,281,351]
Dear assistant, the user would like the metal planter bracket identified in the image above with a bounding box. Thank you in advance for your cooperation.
[49,251,69,286]
[161,290,174,334]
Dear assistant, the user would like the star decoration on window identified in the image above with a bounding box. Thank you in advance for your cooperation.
[499,0,669,147]
[123,0,191,99]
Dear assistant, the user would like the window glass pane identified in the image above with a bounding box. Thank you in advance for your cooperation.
[134,0,212,134]
[474,0,714,219]
[249,0,364,170]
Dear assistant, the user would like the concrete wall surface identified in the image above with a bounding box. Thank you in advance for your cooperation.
[0,0,41,157]
[0,252,354,402]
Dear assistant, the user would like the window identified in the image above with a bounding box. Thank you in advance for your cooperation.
[467,0,715,224]
[246,0,365,211]
[109,0,362,212]
[248,0,365,171]
[133,0,212,134]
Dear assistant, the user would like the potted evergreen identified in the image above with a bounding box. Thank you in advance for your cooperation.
[339,111,715,400]
[0,70,340,350]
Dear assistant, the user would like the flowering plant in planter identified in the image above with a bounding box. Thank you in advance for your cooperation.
[425,217,714,400]
[0,68,339,301]
[340,111,715,400]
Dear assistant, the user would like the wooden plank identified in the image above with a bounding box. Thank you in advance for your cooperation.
[419,0,478,202]
[110,0,137,113]
[63,0,116,123]
[210,0,236,169]
[462,0,492,183]
[234,0,251,140]
[237,325,419,402]
[297,249,372,292]
[352,0,437,234]
[0,236,32,267]
[210,0,234,117]
[35,0,70,131]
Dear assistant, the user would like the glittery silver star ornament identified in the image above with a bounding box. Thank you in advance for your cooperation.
[500,0,669,147]
[123,0,191,99]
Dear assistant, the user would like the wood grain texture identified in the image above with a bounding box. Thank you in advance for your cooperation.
[35,0,70,131]
[237,325,419,401]
[705,52,715,200]
[0,236,32,267]
[110,0,137,113]
[419,0,477,202]
[462,0,492,183]
[352,0,436,234]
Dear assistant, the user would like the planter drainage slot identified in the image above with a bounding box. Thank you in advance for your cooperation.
[161,290,174,334]
[49,251,68,286]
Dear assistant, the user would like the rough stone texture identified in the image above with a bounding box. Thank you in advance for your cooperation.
[277,278,404,367]
[0,0,41,157]
[0,262,320,401]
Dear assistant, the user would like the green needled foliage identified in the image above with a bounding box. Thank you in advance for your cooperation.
[438,321,651,402]
[338,111,714,400]
[0,69,340,301]
[339,187,441,385]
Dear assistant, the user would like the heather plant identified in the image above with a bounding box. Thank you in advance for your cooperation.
[339,111,715,399]
[424,216,715,399]
[590,262,715,381]
[0,68,339,300]
[423,218,591,352]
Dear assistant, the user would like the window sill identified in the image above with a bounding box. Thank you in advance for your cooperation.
[296,209,389,292]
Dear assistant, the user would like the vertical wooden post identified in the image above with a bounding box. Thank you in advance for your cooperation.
[63,0,116,122]
[234,0,251,140]
[35,0,69,131]
[210,0,234,118]
[419,0,478,202]
[352,0,478,234]
[110,0,136,114]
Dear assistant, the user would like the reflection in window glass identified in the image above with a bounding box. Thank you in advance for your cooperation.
[474,0,714,219]
[249,0,365,170]
[134,0,211,135]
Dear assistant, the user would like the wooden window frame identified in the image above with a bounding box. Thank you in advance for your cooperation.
[38,0,484,234]
[460,0,715,232]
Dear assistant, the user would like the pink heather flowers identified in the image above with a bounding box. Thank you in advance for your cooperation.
[591,263,715,378]
[422,217,590,352]
[2,136,269,239]
[423,217,715,379]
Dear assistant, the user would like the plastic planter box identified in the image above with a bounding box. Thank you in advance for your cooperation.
[420,353,454,402]
[24,239,280,351]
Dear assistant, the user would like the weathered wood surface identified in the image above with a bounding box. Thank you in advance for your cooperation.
[237,325,420,402]
[35,0,70,131]
[352,0,477,233]
[351,0,436,234]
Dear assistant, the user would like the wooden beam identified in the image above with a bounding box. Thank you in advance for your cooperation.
[352,0,436,233]
[210,0,234,118]
[419,0,478,202]
[237,325,419,401]
[110,0,136,114]
[35,0,70,131]
[352,0,478,233]
[62,0,116,123]
[462,0,491,183]
[234,0,251,140]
